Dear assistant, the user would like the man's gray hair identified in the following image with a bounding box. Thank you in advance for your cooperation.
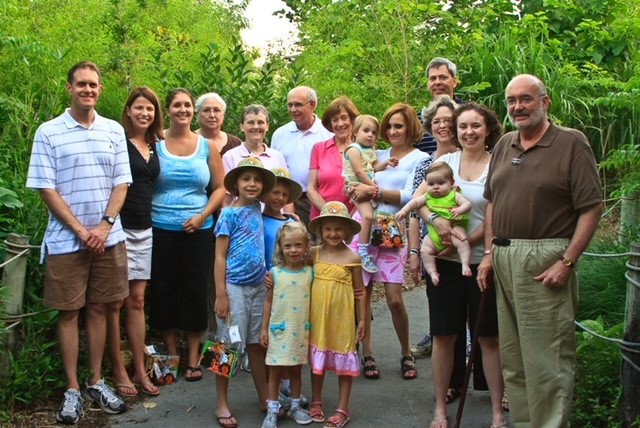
[195,92,227,114]
[288,86,318,103]
[425,57,457,78]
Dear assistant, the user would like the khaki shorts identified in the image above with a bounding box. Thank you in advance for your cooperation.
[43,242,129,310]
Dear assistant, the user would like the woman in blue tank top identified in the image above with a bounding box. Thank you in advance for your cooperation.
[149,88,226,382]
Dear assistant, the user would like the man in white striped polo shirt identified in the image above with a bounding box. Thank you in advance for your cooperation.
[26,61,132,424]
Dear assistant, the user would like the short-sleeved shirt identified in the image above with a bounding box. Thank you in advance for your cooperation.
[215,202,266,286]
[309,137,354,220]
[222,142,288,174]
[26,109,132,255]
[271,116,333,191]
[375,148,429,213]
[263,214,294,270]
[414,110,437,154]
[485,124,602,239]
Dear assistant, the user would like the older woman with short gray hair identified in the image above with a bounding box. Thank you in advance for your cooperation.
[195,92,241,156]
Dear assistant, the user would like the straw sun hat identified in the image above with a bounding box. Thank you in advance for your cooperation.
[270,167,303,204]
[223,157,276,196]
[308,201,361,236]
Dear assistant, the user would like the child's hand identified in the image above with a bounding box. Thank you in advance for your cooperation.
[264,272,274,289]
[388,157,399,167]
[260,329,268,348]
[395,210,407,222]
[286,212,301,222]
[214,295,230,319]
[449,207,464,219]
[356,320,366,342]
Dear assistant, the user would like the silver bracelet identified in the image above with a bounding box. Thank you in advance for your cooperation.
[427,213,439,225]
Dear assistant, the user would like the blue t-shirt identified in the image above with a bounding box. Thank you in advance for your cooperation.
[215,202,266,286]
[263,214,294,270]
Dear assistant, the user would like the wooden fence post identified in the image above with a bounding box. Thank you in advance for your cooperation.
[620,242,640,426]
[1,233,30,384]
[618,194,639,243]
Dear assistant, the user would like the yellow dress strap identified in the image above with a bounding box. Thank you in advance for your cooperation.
[344,263,361,268]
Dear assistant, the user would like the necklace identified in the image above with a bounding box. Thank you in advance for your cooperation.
[131,138,154,162]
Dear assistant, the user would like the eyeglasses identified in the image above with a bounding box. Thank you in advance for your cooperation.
[431,118,453,127]
[287,101,311,109]
[505,95,547,107]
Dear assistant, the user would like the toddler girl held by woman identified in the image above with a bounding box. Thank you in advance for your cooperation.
[343,115,398,273]
[307,202,367,428]
[396,162,472,285]
[260,222,313,428]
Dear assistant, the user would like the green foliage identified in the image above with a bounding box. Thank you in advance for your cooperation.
[572,237,628,426]
[284,0,640,198]
[0,0,299,412]
[0,310,62,410]
[573,318,624,428]
[577,241,627,328]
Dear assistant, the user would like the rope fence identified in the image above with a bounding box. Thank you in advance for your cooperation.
[2,238,640,366]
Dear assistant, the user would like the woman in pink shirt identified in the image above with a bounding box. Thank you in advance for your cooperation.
[307,96,359,220]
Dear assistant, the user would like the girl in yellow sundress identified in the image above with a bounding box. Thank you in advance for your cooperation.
[306,201,367,428]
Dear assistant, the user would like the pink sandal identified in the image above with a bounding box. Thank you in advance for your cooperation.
[324,408,350,428]
[309,401,325,423]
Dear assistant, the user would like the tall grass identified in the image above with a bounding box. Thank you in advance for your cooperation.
[458,12,640,175]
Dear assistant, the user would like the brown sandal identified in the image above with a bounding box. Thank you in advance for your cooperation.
[361,356,380,379]
[401,355,417,380]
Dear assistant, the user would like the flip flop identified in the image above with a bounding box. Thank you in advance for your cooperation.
[137,381,160,396]
[185,366,203,382]
[132,376,160,396]
[216,413,238,428]
[116,383,138,397]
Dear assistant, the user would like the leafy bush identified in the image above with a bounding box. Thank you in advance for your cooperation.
[573,318,623,428]
[572,237,628,427]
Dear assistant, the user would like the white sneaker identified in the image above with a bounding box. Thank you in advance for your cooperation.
[288,406,312,425]
[82,379,127,414]
[56,389,84,424]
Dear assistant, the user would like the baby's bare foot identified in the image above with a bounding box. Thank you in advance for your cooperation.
[462,266,472,277]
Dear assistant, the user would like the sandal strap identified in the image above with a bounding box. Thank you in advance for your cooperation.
[335,408,350,418]
[401,355,415,363]
[362,355,376,364]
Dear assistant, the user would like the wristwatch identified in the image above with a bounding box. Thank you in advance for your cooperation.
[102,215,116,225]
[560,256,575,268]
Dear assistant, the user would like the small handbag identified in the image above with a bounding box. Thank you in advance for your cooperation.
[370,210,404,248]
[199,339,239,378]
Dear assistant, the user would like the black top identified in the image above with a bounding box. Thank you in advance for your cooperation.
[120,139,161,229]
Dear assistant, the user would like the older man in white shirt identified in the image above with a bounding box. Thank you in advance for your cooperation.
[271,86,333,225]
